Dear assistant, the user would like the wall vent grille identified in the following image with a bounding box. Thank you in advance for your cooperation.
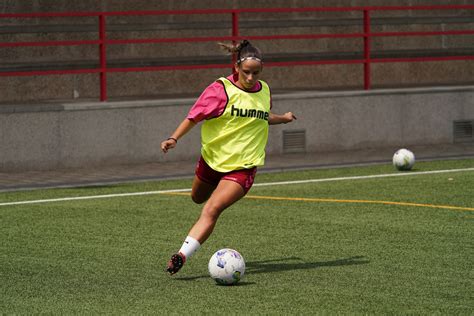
[283,129,306,153]
[453,120,473,143]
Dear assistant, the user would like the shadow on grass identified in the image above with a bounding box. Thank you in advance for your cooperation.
[246,256,369,274]
[174,256,369,282]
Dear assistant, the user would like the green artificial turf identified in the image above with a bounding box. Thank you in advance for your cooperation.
[0,159,473,314]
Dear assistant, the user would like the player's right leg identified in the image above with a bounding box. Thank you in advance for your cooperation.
[166,252,185,275]
[166,180,245,275]
[188,179,246,244]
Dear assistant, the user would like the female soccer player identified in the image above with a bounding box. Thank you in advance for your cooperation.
[161,40,296,275]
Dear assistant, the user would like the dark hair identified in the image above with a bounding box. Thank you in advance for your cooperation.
[219,40,263,64]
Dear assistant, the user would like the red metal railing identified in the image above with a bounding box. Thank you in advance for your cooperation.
[1,5,473,101]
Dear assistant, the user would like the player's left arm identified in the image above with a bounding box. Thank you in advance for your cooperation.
[268,112,297,125]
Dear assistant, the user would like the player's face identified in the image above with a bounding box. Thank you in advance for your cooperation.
[235,59,262,90]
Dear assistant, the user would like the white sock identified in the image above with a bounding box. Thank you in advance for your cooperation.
[178,236,201,261]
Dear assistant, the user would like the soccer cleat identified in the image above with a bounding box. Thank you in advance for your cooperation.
[166,253,185,275]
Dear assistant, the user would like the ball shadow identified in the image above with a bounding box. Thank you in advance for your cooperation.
[173,255,369,282]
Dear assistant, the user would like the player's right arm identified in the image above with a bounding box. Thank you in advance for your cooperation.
[161,118,196,153]
[161,80,226,154]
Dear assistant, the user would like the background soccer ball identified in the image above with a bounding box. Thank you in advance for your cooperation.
[208,248,245,285]
[392,148,415,171]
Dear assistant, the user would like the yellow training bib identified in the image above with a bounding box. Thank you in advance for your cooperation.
[201,78,271,172]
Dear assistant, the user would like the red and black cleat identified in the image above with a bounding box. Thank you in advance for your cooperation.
[166,253,185,275]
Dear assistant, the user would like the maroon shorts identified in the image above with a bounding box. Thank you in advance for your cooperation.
[195,156,257,194]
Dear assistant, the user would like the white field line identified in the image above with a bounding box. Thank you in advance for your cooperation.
[0,188,191,207]
[252,167,474,187]
[0,167,473,207]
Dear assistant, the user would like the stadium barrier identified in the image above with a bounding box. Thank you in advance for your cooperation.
[1,5,473,101]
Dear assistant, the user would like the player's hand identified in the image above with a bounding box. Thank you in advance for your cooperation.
[284,112,297,123]
[161,138,177,153]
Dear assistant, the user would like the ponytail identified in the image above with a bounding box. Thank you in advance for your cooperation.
[218,40,263,64]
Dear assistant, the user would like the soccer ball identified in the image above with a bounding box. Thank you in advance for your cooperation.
[392,148,415,171]
[208,248,245,285]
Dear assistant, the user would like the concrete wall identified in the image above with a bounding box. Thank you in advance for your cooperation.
[1,86,472,172]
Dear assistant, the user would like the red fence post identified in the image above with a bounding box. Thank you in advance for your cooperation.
[363,9,371,90]
[99,14,107,101]
[232,11,239,73]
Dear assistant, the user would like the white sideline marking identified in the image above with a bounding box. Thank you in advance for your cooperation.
[0,188,191,207]
[0,167,473,207]
[252,167,474,187]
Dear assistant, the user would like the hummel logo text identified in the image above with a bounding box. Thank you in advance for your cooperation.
[230,104,269,121]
